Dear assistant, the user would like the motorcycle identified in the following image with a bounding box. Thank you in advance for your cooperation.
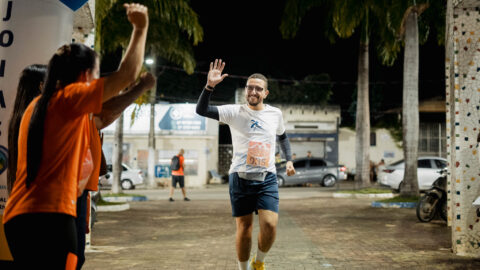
[416,168,448,222]
[473,196,480,217]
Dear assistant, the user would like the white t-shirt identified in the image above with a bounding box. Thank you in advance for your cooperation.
[218,104,285,175]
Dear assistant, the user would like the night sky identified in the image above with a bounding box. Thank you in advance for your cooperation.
[188,0,445,125]
[105,0,446,126]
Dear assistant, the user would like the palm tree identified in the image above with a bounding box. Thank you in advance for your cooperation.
[281,0,387,187]
[112,113,124,193]
[96,0,203,192]
[380,0,445,196]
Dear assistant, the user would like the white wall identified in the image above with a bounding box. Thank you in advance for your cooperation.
[339,128,403,171]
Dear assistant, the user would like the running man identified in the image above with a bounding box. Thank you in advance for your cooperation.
[196,59,295,270]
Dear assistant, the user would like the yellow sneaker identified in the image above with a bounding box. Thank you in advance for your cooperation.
[248,256,266,270]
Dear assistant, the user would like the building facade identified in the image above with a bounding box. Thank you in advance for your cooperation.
[103,104,219,187]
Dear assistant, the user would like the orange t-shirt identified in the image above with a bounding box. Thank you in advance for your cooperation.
[171,155,184,176]
[3,78,104,224]
[84,117,102,191]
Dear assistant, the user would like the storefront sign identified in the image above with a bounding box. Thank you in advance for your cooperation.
[159,105,206,131]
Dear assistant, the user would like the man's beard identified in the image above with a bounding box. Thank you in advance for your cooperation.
[246,95,261,106]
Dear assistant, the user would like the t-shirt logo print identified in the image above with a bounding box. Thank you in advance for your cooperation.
[250,120,263,131]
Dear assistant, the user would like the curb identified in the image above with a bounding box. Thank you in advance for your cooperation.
[103,196,147,202]
[97,203,130,212]
[333,193,395,199]
[371,202,417,208]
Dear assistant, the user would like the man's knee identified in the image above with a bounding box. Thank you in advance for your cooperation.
[259,210,278,234]
[236,215,253,235]
[237,221,253,233]
[261,220,276,234]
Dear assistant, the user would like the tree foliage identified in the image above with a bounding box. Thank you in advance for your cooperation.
[95,0,203,74]
[378,0,446,66]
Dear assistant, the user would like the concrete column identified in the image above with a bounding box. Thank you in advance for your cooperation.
[447,0,480,257]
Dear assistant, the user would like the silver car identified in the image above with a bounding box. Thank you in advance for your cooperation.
[276,158,347,187]
[99,163,144,190]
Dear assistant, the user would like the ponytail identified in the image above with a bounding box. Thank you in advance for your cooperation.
[7,64,46,193]
[25,44,97,187]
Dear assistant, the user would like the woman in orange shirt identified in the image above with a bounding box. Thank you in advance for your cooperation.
[3,3,149,269]
[75,72,155,269]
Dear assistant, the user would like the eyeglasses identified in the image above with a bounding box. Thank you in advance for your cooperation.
[245,85,264,92]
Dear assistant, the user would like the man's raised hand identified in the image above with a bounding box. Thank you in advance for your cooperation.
[124,3,149,30]
[206,59,228,89]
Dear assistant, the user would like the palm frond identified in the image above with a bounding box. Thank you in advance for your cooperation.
[96,0,203,74]
[279,0,324,39]
[150,0,203,45]
[332,0,365,38]
[95,0,117,51]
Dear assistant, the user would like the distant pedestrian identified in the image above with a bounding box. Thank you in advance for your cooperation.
[169,149,190,201]
[307,151,312,158]
[376,159,386,183]
[370,160,377,182]
[292,153,297,160]
[275,152,282,163]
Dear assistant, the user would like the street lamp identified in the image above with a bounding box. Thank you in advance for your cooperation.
[145,58,154,65]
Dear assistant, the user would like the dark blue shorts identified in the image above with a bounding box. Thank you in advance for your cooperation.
[172,175,185,188]
[229,172,279,217]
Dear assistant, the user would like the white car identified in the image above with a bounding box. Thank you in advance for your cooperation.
[99,163,144,190]
[379,157,447,191]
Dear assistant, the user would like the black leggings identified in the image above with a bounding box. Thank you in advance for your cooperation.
[4,213,78,269]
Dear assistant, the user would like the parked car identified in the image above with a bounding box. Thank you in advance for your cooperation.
[276,158,347,187]
[99,163,144,190]
[379,157,447,192]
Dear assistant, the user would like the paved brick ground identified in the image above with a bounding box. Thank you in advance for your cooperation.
[84,188,480,269]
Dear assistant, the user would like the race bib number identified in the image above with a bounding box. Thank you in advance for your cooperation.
[247,141,271,168]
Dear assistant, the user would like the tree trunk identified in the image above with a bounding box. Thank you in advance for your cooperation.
[354,40,371,187]
[400,9,420,196]
[147,58,157,188]
[112,113,124,193]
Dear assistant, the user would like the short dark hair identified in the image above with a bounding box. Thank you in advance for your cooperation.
[247,73,268,89]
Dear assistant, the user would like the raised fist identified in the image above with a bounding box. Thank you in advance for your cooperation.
[124,3,149,30]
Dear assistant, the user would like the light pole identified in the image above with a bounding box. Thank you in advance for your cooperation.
[146,56,157,188]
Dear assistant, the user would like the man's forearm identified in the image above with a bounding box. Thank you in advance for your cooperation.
[96,82,149,129]
[278,133,292,161]
[196,88,219,120]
